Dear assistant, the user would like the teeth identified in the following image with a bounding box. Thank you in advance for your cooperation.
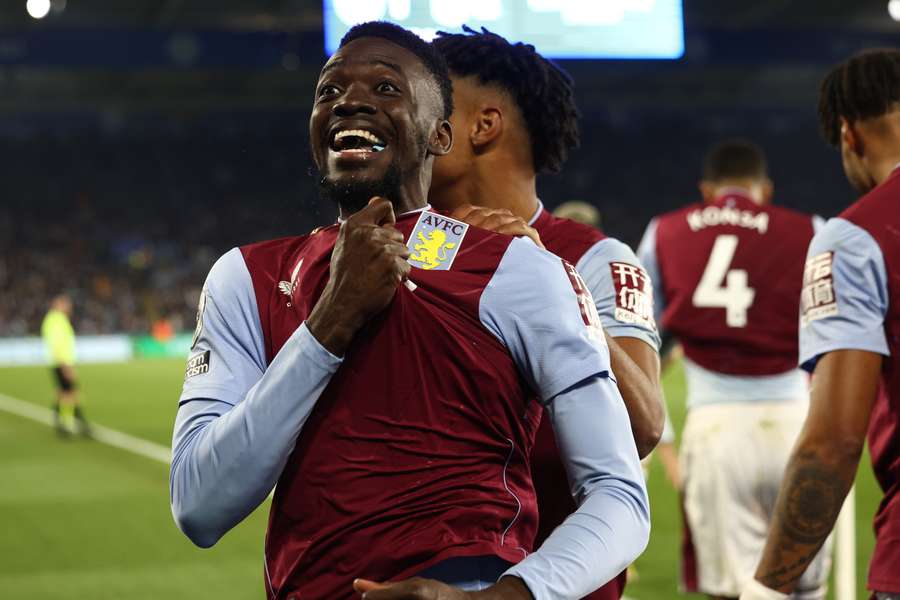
[334,129,385,145]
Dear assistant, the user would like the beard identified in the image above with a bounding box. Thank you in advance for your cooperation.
[317,157,404,216]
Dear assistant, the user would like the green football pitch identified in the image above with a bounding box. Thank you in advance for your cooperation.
[0,359,881,599]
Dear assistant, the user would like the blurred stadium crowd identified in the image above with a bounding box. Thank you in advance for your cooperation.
[0,107,852,336]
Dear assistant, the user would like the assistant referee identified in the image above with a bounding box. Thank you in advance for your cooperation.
[41,294,89,436]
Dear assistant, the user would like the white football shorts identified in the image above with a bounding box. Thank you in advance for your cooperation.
[681,400,833,599]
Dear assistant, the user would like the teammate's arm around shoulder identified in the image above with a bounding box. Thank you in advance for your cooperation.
[170,247,342,548]
[481,238,651,599]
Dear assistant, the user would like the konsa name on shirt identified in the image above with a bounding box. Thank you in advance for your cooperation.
[686,206,769,234]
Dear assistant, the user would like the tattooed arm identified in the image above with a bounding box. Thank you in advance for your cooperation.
[750,349,882,593]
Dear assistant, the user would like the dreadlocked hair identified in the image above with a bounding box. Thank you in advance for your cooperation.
[818,48,900,146]
[340,21,454,119]
[433,26,579,174]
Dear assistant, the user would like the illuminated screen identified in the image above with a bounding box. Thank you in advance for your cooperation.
[323,0,684,59]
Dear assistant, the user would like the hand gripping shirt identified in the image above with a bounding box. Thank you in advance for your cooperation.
[170,207,649,600]
[798,169,899,593]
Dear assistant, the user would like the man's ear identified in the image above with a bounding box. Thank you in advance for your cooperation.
[698,180,715,203]
[761,178,774,204]
[470,106,503,150]
[841,117,863,157]
[429,119,453,157]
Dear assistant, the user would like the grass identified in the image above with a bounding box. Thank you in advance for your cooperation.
[0,359,881,599]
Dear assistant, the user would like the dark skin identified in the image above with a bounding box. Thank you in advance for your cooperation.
[430,76,663,457]
[302,36,533,600]
[749,114,898,596]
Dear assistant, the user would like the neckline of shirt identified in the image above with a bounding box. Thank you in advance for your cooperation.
[336,204,432,224]
[527,200,545,226]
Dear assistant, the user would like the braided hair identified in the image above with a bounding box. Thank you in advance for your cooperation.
[433,26,579,174]
[818,48,900,146]
[340,21,454,120]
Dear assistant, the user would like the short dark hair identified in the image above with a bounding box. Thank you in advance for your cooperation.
[339,21,454,120]
[818,48,900,146]
[702,139,768,181]
[433,26,579,174]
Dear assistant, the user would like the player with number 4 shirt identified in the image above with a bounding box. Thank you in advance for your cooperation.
[637,140,832,599]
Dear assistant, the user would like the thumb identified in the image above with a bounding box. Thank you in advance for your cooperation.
[360,196,396,227]
[353,579,390,594]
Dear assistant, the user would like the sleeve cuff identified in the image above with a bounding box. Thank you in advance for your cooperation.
[297,321,343,369]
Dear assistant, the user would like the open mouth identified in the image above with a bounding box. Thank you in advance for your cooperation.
[330,129,387,154]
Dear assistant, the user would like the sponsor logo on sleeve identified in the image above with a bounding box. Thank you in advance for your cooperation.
[191,287,207,350]
[801,251,838,326]
[609,262,657,331]
[407,212,468,271]
[563,260,606,343]
[185,350,211,380]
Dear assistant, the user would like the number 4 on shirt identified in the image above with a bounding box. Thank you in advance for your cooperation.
[692,234,756,328]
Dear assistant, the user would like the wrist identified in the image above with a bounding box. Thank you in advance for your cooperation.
[741,579,789,600]
[306,292,364,357]
[472,576,533,600]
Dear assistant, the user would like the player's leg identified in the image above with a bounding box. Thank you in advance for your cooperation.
[52,366,76,436]
[681,403,763,600]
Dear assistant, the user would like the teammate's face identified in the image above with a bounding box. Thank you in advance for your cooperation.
[310,37,451,214]
[430,75,477,208]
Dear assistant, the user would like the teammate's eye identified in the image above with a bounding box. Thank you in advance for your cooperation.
[376,81,400,94]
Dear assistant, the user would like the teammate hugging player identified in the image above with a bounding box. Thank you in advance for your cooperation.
[429,29,664,598]
[638,140,832,600]
[169,21,649,600]
[743,49,900,600]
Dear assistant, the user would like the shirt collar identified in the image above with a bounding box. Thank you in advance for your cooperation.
[527,200,545,226]
[337,203,431,224]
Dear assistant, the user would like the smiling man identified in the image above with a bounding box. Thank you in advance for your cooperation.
[169,22,649,600]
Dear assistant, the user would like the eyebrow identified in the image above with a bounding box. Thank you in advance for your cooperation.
[319,58,404,78]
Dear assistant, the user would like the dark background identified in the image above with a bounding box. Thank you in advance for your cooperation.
[1,0,897,335]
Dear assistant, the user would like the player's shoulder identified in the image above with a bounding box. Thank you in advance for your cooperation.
[493,236,578,292]
[654,201,704,229]
[809,217,879,258]
[534,210,607,264]
[840,172,900,230]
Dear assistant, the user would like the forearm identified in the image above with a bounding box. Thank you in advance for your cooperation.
[606,335,663,458]
[753,438,861,592]
[504,376,650,599]
[169,322,341,547]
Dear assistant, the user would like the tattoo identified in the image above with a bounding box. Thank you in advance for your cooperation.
[755,451,852,590]
[779,463,843,544]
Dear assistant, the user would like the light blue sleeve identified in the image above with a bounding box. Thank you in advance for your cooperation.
[480,239,650,599]
[636,218,666,327]
[577,237,661,351]
[502,376,650,599]
[170,249,342,548]
[479,237,614,402]
[799,218,890,372]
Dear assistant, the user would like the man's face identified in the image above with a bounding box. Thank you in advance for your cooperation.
[430,75,476,206]
[310,37,443,213]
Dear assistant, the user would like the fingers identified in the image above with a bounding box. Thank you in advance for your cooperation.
[354,196,396,226]
[449,203,476,222]
[454,206,514,229]
[495,223,545,249]
[353,578,433,600]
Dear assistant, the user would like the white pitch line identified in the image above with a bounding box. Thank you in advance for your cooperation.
[0,392,171,464]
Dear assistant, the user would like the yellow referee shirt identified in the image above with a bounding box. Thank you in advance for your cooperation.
[41,309,75,366]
